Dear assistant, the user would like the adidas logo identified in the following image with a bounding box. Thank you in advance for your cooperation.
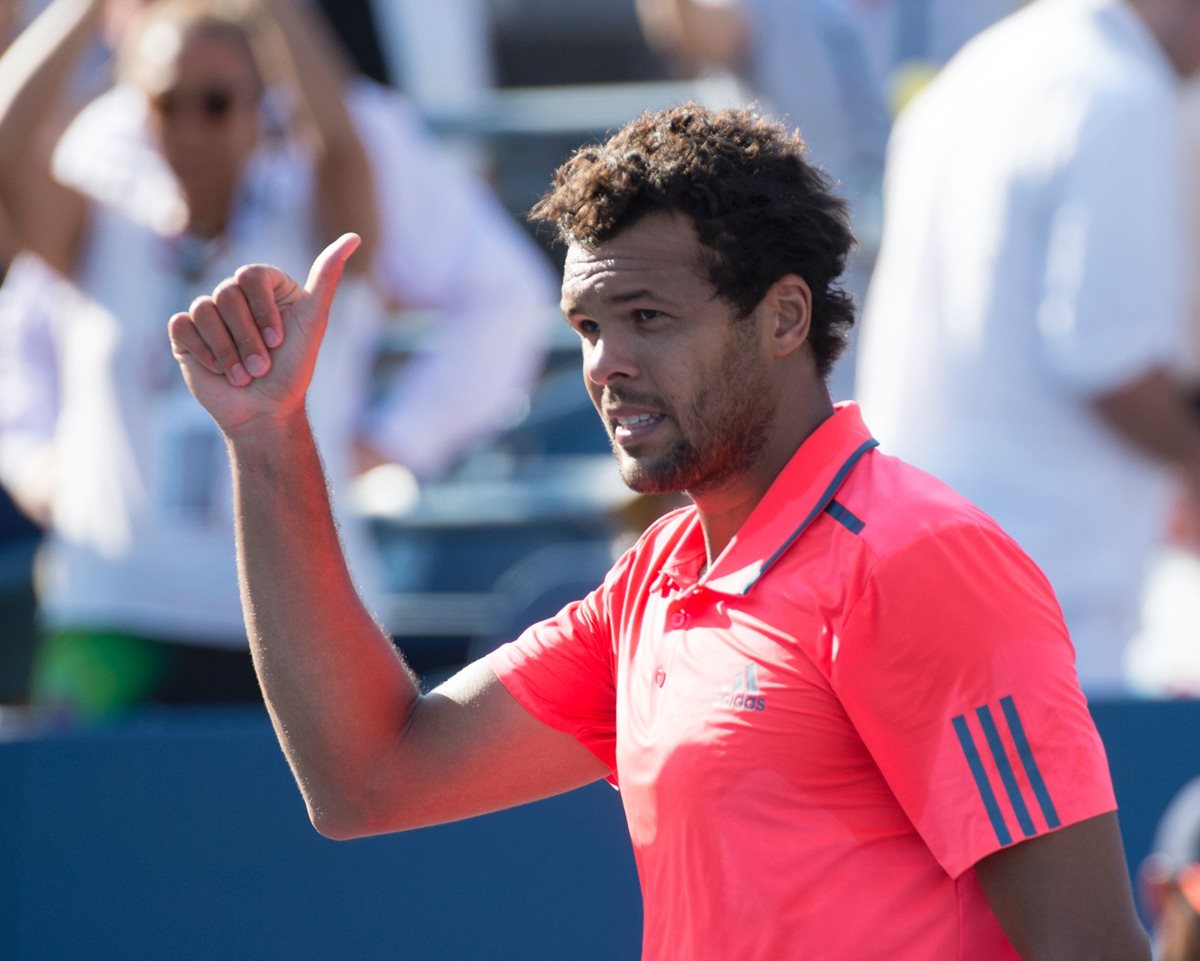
[714,663,767,712]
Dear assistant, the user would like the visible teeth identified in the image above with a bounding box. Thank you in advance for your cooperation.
[619,413,659,428]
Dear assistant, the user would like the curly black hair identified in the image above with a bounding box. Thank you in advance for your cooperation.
[530,103,856,377]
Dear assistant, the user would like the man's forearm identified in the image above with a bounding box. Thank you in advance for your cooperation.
[228,410,421,835]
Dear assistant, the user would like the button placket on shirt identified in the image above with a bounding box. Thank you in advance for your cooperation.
[657,586,708,689]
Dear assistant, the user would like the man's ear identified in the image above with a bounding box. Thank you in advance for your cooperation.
[761,273,813,358]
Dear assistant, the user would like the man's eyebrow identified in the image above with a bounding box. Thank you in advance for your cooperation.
[564,288,660,316]
[608,288,658,304]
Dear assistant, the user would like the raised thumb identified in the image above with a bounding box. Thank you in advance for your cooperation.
[304,233,362,307]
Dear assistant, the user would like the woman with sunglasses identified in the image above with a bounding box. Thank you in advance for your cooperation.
[0,0,385,716]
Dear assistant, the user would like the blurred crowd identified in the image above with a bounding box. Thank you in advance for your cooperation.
[1,0,1200,722]
[0,0,558,717]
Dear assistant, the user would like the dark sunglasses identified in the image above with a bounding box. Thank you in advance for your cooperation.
[148,87,242,123]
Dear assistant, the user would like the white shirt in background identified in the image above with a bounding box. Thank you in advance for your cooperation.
[856,0,1189,693]
[737,0,1020,400]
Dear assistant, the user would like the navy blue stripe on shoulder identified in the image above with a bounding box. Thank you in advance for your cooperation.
[746,437,879,592]
[825,500,865,535]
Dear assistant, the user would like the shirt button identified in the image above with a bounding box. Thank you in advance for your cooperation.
[654,669,666,688]
[670,611,688,628]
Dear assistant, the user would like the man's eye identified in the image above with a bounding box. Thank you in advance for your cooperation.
[635,309,663,322]
[577,319,600,335]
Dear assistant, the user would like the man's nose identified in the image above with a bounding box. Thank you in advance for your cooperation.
[583,331,639,386]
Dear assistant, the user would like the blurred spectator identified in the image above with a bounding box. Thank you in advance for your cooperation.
[49,4,554,479]
[855,0,1200,695]
[1124,77,1200,697]
[634,0,1020,397]
[0,0,379,715]
[1141,777,1200,961]
[0,0,556,718]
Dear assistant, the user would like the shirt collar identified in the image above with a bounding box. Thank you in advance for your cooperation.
[695,401,877,597]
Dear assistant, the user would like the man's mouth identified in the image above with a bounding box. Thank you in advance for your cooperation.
[611,410,667,443]
[618,412,662,429]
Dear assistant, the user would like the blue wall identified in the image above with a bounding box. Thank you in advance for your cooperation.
[0,708,642,961]
[2,698,1198,959]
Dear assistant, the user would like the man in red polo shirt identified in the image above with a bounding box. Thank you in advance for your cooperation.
[167,103,1149,959]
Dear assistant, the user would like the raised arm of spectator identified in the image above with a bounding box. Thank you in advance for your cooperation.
[264,0,377,273]
[0,0,93,275]
[168,238,608,838]
[347,84,558,480]
[634,0,750,72]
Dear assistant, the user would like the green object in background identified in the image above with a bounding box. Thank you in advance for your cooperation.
[31,628,171,719]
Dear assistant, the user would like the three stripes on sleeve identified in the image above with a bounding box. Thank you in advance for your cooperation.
[952,695,1061,847]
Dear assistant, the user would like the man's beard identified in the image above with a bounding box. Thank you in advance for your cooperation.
[612,334,774,496]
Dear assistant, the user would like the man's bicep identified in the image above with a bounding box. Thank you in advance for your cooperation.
[367,659,610,833]
[975,812,1150,961]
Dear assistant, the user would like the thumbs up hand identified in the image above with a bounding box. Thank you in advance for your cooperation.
[168,233,360,435]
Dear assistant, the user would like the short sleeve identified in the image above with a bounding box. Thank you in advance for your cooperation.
[486,574,620,776]
[830,520,1117,878]
[1037,81,1186,393]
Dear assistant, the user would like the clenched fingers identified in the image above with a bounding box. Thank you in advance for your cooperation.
[189,294,254,386]
[214,278,272,378]
[234,262,290,348]
[168,310,220,375]
[186,276,280,387]
[167,245,351,392]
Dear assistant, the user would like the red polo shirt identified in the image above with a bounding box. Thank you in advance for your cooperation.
[487,402,1116,961]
